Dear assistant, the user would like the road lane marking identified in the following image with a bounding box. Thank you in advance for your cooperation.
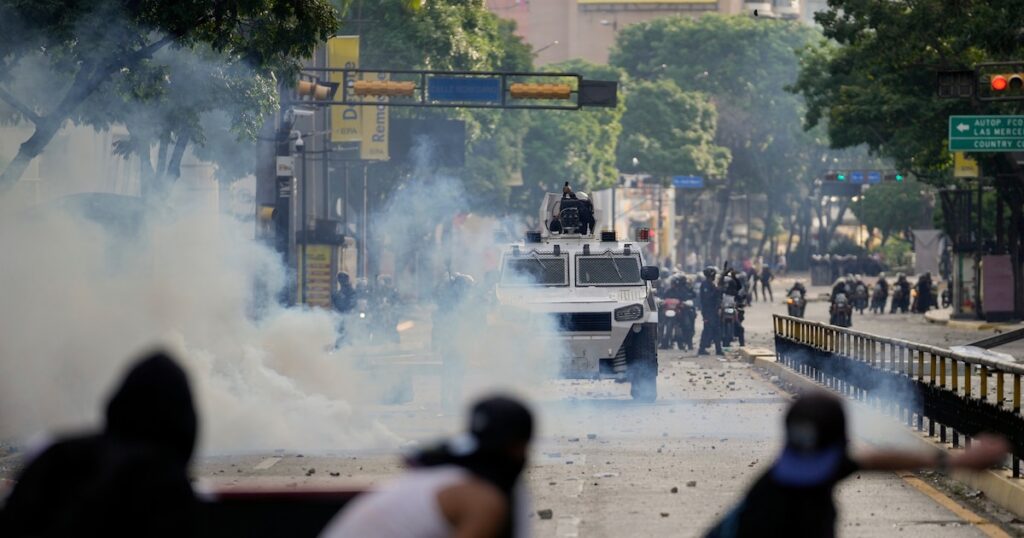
[900,474,1010,538]
[253,457,282,470]
[555,516,581,537]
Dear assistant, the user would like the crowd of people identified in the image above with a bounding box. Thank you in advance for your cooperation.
[0,351,1008,538]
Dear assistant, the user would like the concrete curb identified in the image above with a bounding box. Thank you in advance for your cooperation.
[737,347,1024,520]
[925,308,1023,332]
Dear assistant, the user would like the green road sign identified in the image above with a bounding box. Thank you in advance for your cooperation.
[948,115,1024,152]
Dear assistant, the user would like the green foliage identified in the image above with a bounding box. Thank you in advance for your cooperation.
[611,15,820,194]
[875,236,912,270]
[792,0,1024,181]
[0,0,339,185]
[616,79,729,180]
[520,59,624,210]
[851,180,932,244]
[343,0,534,214]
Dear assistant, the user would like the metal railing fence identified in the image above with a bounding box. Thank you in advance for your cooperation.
[773,314,1024,476]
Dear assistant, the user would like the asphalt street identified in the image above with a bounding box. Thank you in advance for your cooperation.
[188,282,1016,537]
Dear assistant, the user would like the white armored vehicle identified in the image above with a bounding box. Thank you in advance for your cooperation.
[495,191,661,401]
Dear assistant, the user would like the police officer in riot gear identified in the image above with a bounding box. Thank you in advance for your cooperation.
[698,266,724,356]
[720,268,747,347]
[891,273,911,313]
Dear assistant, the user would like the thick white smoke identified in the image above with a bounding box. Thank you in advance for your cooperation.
[0,190,401,454]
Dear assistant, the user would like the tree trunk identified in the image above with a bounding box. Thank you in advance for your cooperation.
[0,37,172,189]
[755,202,774,258]
[709,178,733,265]
[0,116,63,187]
[784,210,796,259]
[166,134,189,180]
[1009,189,1023,319]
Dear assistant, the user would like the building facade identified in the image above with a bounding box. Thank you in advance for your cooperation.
[486,0,833,65]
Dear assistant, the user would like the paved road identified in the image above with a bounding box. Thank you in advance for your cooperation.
[190,291,1007,537]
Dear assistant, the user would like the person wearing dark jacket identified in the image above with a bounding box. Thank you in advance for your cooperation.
[698,266,724,356]
[0,351,199,538]
[321,395,533,538]
[914,272,934,313]
[705,392,1007,538]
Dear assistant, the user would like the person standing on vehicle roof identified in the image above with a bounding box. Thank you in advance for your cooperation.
[697,266,724,356]
[705,392,1007,538]
[320,395,534,538]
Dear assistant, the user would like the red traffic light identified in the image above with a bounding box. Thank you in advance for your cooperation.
[992,75,1008,91]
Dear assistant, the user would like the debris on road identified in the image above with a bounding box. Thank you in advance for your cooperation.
[538,509,553,520]
[670,486,679,493]
[686,480,697,487]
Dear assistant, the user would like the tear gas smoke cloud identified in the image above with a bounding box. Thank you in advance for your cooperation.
[0,193,401,453]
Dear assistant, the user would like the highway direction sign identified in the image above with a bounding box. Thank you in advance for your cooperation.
[949,115,1024,152]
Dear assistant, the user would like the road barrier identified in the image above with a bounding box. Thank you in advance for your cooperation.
[773,314,1024,477]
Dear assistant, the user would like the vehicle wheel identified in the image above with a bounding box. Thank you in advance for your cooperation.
[627,323,658,403]
[722,320,734,347]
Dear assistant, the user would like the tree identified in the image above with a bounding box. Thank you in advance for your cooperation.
[520,60,625,213]
[791,0,1024,316]
[616,79,729,179]
[611,15,821,261]
[342,0,533,214]
[0,0,338,188]
[851,181,933,247]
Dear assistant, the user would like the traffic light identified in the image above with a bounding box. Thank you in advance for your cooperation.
[989,73,1023,92]
[508,83,572,100]
[296,79,339,100]
[352,80,416,97]
[976,63,1024,101]
[825,171,846,182]
[883,171,907,182]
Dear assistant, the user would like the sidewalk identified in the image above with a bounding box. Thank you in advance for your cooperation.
[924,308,1024,332]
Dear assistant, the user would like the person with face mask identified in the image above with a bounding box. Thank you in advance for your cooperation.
[705,392,1007,538]
[0,351,199,537]
[320,395,534,538]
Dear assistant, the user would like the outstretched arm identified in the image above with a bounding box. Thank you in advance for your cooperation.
[855,434,1008,472]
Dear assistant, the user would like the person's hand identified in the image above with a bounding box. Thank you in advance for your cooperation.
[951,434,1010,471]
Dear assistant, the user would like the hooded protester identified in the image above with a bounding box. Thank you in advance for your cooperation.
[705,392,1007,538]
[0,351,199,537]
[320,395,534,538]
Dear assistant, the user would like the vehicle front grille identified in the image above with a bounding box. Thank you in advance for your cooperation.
[554,312,612,332]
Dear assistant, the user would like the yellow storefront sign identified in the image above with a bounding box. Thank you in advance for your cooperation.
[360,72,389,161]
[299,244,334,307]
[954,151,979,178]
[328,36,360,143]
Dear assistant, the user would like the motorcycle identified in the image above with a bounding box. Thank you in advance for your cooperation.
[720,294,740,347]
[786,289,806,318]
[853,283,869,315]
[830,293,853,327]
[891,286,909,313]
[941,282,952,308]
[659,298,696,351]
[870,283,886,314]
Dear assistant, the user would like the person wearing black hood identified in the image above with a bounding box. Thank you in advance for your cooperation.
[704,392,1007,538]
[320,395,533,538]
[0,351,199,537]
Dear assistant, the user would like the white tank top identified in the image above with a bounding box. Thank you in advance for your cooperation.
[319,466,469,538]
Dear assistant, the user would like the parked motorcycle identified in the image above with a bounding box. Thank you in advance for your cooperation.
[786,289,806,318]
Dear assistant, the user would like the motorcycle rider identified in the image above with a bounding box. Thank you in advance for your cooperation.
[373,274,401,343]
[871,273,889,314]
[333,272,357,315]
[661,274,697,350]
[829,277,853,327]
[914,272,934,313]
[850,274,869,315]
[720,268,747,348]
[786,280,808,317]
[698,266,724,356]
[891,273,911,313]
